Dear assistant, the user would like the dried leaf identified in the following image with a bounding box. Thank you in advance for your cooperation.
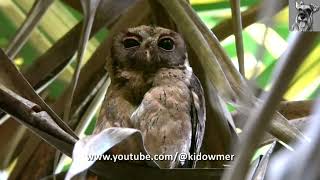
[245,157,260,180]
[65,128,157,180]
[0,49,76,137]
[0,85,76,153]
[251,141,277,180]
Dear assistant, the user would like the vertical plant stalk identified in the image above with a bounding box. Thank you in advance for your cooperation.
[230,0,245,76]
[5,0,53,59]
[63,0,101,122]
[221,32,319,180]
[156,0,235,101]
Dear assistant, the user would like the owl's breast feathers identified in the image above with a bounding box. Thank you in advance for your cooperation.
[113,69,153,104]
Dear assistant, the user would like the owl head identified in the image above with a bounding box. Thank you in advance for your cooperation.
[110,25,187,73]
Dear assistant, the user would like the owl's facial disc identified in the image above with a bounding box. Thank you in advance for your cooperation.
[112,26,187,72]
[121,34,160,67]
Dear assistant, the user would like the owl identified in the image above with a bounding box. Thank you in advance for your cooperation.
[94,25,206,168]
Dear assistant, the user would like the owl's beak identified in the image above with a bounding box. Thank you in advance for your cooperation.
[144,50,151,62]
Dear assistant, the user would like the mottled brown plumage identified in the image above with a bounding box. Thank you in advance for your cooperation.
[94,25,205,168]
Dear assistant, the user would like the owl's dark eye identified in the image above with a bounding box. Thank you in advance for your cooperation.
[123,38,140,49]
[158,38,175,51]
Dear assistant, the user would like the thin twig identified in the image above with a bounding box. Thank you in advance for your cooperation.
[230,0,245,76]
[222,32,319,180]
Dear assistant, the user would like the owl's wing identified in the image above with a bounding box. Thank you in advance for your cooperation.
[187,74,206,168]
[130,83,193,168]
